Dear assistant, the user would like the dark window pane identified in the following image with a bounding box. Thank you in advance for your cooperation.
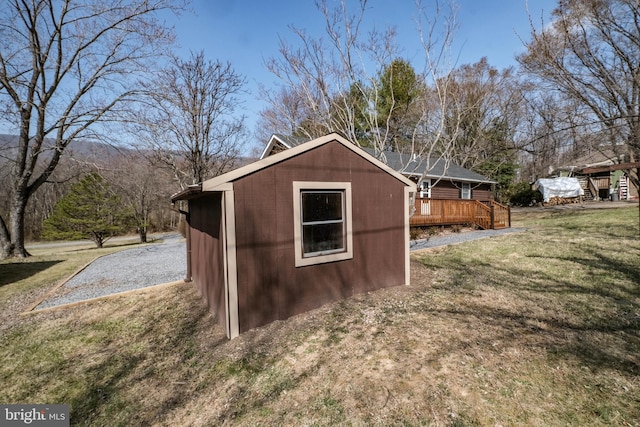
[302,192,343,222]
[303,223,344,254]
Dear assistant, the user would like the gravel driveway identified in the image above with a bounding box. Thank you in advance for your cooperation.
[34,228,525,310]
[35,234,186,310]
[409,227,526,252]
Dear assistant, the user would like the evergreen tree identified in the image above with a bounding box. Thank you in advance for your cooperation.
[377,59,423,151]
[42,173,133,248]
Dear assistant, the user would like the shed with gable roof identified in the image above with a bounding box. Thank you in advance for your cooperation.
[172,133,416,338]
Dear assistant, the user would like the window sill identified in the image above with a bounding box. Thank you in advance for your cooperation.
[295,250,353,267]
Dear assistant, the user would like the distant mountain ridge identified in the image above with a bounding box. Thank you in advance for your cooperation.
[0,134,258,171]
[0,134,130,158]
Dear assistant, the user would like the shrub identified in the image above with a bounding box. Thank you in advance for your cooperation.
[426,227,440,236]
[505,182,543,206]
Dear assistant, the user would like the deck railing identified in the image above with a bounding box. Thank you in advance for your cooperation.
[410,198,511,230]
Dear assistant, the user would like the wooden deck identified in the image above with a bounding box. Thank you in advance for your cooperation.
[410,198,511,230]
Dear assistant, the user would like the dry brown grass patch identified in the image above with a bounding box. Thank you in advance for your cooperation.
[1,206,639,426]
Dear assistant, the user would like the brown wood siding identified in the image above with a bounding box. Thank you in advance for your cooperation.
[472,184,493,201]
[188,195,227,331]
[233,141,407,333]
[431,181,492,200]
[231,164,279,332]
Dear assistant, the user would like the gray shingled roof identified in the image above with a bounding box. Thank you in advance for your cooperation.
[362,148,496,184]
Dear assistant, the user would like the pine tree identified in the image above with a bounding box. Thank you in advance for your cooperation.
[42,173,133,248]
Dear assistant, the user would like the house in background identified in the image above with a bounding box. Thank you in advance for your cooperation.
[262,134,495,200]
[172,133,415,338]
[365,150,496,201]
[553,149,639,201]
[262,134,510,230]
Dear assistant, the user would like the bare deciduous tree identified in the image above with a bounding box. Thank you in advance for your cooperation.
[103,152,174,243]
[133,51,247,189]
[0,0,183,258]
[255,86,314,143]
[263,0,402,148]
[519,0,640,231]
[442,59,519,170]
[261,0,461,192]
[516,88,593,182]
[431,57,525,199]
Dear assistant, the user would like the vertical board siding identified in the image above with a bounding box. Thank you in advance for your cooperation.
[232,141,407,333]
[188,195,227,330]
[232,166,279,332]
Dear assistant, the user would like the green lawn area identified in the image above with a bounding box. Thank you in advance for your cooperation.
[1,206,639,426]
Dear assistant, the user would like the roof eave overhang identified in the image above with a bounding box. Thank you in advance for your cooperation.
[581,161,640,174]
[405,171,496,185]
[170,184,203,203]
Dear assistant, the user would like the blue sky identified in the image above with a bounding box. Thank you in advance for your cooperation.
[0,1,558,143]
[169,0,558,138]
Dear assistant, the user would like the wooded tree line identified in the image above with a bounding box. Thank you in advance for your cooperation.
[1,0,639,258]
[0,0,247,257]
[0,139,180,244]
[258,0,640,209]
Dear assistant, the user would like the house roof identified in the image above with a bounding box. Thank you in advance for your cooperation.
[554,146,630,173]
[362,148,497,184]
[259,134,308,159]
[172,133,416,202]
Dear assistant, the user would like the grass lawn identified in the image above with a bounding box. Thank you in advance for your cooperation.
[1,206,639,426]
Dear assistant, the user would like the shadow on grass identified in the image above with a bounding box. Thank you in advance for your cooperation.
[146,308,229,424]
[561,246,640,296]
[416,242,640,377]
[66,240,146,253]
[70,353,144,426]
[0,260,63,287]
[427,301,640,377]
[68,292,227,426]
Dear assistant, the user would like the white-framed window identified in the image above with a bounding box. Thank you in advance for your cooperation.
[293,181,353,267]
[418,178,431,198]
[461,182,471,199]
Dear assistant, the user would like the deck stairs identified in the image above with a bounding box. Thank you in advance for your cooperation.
[577,177,595,201]
[619,176,629,200]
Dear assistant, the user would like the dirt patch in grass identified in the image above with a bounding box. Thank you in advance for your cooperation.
[1,206,639,426]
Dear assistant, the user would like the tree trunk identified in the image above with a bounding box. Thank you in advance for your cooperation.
[139,227,147,243]
[0,216,13,259]
[7,190,31,258]
[636,167,640,239]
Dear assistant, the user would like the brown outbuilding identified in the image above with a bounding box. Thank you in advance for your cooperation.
[171,133,417,339]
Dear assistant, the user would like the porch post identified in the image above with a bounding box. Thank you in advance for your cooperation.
[490,204,495,230]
